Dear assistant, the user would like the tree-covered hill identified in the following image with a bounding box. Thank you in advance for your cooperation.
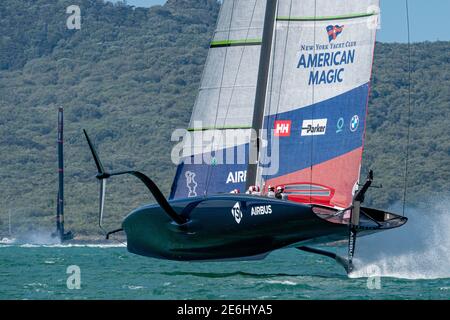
[0,0,448,237]
[365,41,450,207]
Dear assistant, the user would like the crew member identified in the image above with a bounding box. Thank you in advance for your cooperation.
[252,186,261,196]
[267,186,276,198]
[275,186,286,200]
[246,186,257,195]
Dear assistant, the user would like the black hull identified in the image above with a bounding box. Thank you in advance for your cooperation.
[122,195,407,261]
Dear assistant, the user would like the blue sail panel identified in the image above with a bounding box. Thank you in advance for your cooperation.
[170,144,250,200]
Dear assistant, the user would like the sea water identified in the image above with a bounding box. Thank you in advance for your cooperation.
[1,203,449,300]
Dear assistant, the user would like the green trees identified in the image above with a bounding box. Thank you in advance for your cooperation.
[0,0,448,236]
[364,41,450,208]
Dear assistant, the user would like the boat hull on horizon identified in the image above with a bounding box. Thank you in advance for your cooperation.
[0,237,16,245]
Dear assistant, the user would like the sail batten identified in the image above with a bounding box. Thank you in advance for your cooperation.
[187,126,253,132]
[277,12,378,22]
[210,39,262,48]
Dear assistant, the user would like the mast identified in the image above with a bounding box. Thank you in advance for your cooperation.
[8,210,11,236]
[57,107,64,240]
[246,0,278,190]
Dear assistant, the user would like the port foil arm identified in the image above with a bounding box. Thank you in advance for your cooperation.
[108,170,188,225]
[83,130,188,226]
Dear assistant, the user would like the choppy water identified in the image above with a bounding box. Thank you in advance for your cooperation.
[1,202,450,300]
[0,244,448,300]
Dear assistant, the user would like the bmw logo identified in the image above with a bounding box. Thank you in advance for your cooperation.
[350,115,360,132]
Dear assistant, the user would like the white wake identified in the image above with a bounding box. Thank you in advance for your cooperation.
[7,231,126,248]
[19,243,126,248]
[350,199,450,280]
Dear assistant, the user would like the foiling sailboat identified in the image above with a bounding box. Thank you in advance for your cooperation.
[84,0,407,273]
[52,107,73,242]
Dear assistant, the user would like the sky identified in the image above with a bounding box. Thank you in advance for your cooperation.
[110,0,450,43]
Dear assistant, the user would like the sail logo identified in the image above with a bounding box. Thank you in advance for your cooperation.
[350,115,360,132]
[297,50,355,85]
[301,119,328,136]
[274,120,292,137]
[251,205,272,216]
[185,171,198,197]
[226,171,246,184]
[327,25,344,42]
[231,202,243,224]
[336,117,345,133]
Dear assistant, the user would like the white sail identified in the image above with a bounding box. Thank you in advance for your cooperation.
[171,0,267,199]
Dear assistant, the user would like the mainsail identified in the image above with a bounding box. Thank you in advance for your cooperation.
[259,0,379,208]
[171,0,380,209]
[170,0,267,199]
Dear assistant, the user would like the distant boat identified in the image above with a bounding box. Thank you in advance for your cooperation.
[51,107,73,242]
[0,210,16,245]
[84,0,407,273]
[0,237,15,245]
